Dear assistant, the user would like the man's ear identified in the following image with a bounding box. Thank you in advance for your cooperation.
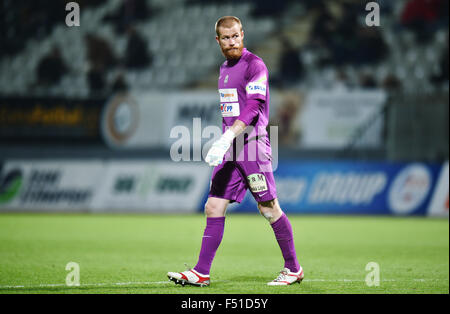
[241,30,244,40]
[215,36,220,44]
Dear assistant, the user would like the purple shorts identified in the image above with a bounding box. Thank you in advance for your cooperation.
[208,156,277,204]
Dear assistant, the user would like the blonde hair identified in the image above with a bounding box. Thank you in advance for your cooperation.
[215,16,242,36]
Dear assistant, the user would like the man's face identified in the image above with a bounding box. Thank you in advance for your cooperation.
[216,23,244,60]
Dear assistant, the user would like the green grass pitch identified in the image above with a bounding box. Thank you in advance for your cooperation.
[0,213,448,294]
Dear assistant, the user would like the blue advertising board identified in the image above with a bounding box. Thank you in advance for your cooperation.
[220,161,443,216]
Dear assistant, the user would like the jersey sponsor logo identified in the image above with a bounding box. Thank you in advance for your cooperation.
[247,173,268,193]
[220,103,240,117]
[219,88,238,103]
[246,82,267,96]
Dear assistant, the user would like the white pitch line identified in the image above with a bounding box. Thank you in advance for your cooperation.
[0,278,446,289]
[0,281,172,289]
[301,278,448,283]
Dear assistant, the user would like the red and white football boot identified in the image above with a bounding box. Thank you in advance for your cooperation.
[267,267,304,286]
[167,268,210,287]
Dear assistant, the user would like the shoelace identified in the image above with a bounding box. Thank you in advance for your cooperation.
[184,263,192,271]
[274,270,289,282]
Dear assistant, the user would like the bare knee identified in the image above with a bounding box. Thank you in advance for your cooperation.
[204,198,228,217]
[258,199,283,223]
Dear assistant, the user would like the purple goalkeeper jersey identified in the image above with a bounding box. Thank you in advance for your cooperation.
[218,48,272,160]
[209,48,276,203]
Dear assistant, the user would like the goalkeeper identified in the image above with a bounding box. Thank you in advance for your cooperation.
[168,16,303,287]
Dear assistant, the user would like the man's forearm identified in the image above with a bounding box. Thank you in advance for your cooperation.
[221,119,247,144]
[229,119,247,137]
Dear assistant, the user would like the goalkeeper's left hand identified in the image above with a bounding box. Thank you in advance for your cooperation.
[205,129,235,166]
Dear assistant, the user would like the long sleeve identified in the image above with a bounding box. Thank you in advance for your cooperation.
[238,98,262,126]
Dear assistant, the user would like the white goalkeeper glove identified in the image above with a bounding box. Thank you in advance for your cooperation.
[205,129,235,166]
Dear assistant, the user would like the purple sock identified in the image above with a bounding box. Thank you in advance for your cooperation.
[193,217,225,275]
[271,213,300,273]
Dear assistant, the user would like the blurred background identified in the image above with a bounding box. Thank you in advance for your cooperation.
[0,0,448,217]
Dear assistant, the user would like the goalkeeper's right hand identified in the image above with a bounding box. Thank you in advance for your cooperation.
[204,129,235,167]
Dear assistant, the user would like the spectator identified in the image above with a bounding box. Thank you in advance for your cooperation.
[309,2,337,49]
[381,73,402,92]
[359,72,377,88]
[104,0,153,34]
[311,3,359,66]
[331,69,351,90]
[400,0,446,43]
[353,27,388,66]
[87,69,106,92]
[85,33,117,71]
[124,27,153,69]
[431,35,449,85]
[277,37,304,87]
[111,72,129,93]
[85,33,117,94]
[251,0,288,18]
[36,46,68,87]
